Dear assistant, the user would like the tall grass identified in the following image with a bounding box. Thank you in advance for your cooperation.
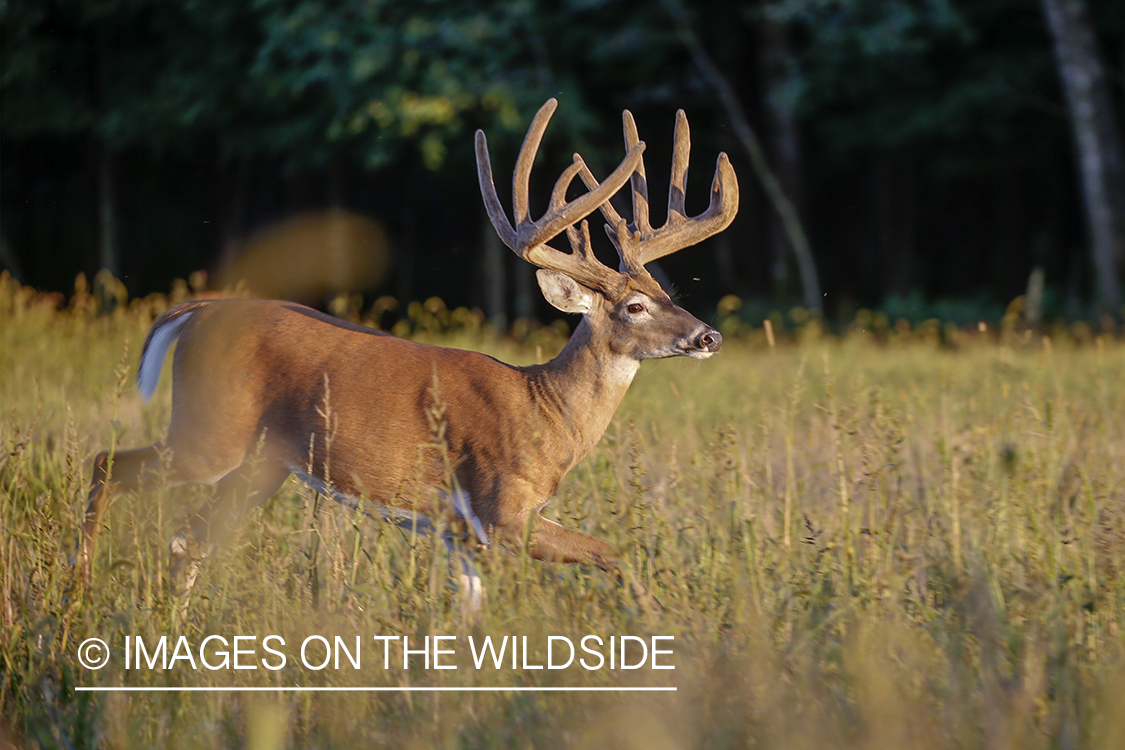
[2,273,1124,748]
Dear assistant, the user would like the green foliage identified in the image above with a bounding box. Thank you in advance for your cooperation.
[3,275,1125,747]
[770,0,1064,168]
[0,0,571,169]
[244,0,542,169]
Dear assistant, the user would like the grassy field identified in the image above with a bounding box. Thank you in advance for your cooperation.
[2,272,1124,749]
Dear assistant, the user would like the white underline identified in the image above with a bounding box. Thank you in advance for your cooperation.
[76,686,676,692]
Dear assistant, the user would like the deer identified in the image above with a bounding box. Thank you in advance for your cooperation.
[77,98,738,611]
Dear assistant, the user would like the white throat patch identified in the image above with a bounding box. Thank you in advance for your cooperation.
[602,356,641,385]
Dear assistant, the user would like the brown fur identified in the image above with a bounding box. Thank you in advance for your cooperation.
[79,286,718,591]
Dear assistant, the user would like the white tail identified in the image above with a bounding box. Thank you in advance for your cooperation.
[79,99,738,609]
[137,311,193,402]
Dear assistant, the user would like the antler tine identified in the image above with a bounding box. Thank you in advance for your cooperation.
[548,160,586,213]
[561,219,599,270]
[667,109,690,225]
[576,108,740,272]
[511,99,557,227]
[475,129,517,249]
[475,98,646,293]
[474,98,561,252]
[622,110,651,236]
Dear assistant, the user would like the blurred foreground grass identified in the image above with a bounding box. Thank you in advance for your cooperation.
[2,273,1124,749]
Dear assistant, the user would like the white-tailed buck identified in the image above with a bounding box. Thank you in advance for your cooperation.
[79,99,738,608]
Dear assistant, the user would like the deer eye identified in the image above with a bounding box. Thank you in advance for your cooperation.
[626,303,645,315]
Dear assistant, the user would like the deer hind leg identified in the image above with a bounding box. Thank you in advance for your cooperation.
[80,444,169,577]
[79,441,244,580]
[169,459,291,597]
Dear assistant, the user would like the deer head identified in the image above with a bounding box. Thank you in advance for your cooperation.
[475,99,738,367]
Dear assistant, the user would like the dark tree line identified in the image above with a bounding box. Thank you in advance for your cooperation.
[2,0,1122,323]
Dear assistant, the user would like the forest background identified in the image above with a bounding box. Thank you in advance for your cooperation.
[2,0,1123,327]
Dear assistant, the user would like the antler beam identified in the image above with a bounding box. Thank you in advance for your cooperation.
[475,98,645,294]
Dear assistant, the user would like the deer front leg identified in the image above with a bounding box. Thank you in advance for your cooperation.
[169,459,291,597]
[516,515,663,614]
[442,534,485,617]
[525,515,622,570]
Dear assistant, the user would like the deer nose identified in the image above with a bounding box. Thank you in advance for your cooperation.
[696,329,722,352]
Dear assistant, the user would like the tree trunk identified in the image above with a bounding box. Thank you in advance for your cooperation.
[759,17,802,297]
[219,154,252,271]
[1041,0,1125,315]
[95,32,119,279]
[512,256,535,323]
[993,162,1022,299]
[326,155,346,209]
[396,209,415,306]
[713,233,743,296]
[663,0,822,314]
[481,213,507,330]
[0,228,23,282]
[97,142,119,278]
[874,158,917,299]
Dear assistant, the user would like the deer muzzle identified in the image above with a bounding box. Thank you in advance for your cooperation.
[683,327,722,359]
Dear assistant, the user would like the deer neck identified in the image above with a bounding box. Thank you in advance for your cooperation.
[529,317,639,455]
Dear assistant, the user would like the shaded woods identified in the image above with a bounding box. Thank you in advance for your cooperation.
[2,0,1123,322]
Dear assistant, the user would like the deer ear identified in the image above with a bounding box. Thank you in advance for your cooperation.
[536,269,596,314]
